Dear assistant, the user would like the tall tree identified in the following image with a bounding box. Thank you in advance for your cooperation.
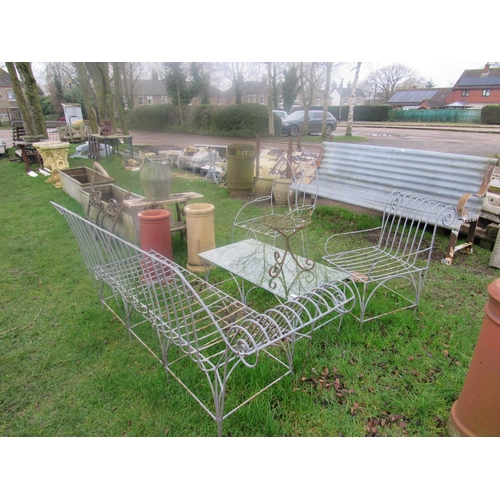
[321,62,333,138]
[345,62,362,137]
[5,62,34,136]
[84,62,116,129]
[112,62,128,134]
[282,64,299,113]
[190,62,210,104]
[14,62,47,138]
[75,62,98,133]
[164,62,191,124]
[267,62,275,136]
[299,62,315,136]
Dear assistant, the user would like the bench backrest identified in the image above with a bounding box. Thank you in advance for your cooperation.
[379,191,457,266]
[308,142,495,228]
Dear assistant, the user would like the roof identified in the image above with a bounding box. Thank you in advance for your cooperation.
[134,78,166,95]
[455,66,500,88]
[0,68,12,87]
[387,88,452,107]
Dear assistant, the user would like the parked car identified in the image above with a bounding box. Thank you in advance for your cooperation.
[280,110,337,136]
[273,109,288,120]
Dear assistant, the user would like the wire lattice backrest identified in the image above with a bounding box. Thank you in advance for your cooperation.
[379,191,457,265]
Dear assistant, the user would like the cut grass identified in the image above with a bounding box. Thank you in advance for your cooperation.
[0,145,498,437]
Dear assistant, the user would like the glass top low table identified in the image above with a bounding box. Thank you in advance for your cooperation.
[199,238,347,302]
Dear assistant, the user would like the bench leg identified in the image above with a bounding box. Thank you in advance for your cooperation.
[442,222,476,265]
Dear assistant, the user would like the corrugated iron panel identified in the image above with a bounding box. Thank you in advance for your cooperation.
[304,142,496,228]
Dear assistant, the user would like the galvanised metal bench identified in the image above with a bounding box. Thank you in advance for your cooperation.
[307,142,497,265]
[52,202,354,436]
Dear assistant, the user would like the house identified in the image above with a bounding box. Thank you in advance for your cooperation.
[0,68,19,120]
[223,77,283,107]
[132,72,167,108]
[330,83,366,106]
[387,88,452,109]
[446,63,500,108]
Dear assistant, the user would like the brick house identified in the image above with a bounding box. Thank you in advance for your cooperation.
[0,68,19,120]
[132,73,167,108]
[446,63,500,107]
[387,88,452,109]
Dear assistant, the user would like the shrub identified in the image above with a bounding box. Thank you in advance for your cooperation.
[211,103,271,138]
[192,104,216,130]
[481,105,500,125]
[126,104,180,132]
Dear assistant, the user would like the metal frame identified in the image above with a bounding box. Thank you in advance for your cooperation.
[52,202,354,436]
[232,148,319,257]
[323,191,457,325]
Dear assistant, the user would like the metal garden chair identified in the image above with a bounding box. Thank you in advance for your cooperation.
[323,191,457,325]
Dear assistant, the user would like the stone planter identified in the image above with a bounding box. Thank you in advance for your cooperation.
[255,175,275,197]
[59,167,115,204]
[273,178,293,207]
[33,141,70,188]
[79,184,145,245]
[140,155,173,202]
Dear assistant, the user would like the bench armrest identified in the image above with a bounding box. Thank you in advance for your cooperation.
[324,226,382,256]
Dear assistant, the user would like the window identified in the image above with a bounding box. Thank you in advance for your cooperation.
[138,95,144,105]
[344,97,348,104]
[147,95,153,105]
[161,95,167,104]
[357,97,361,104]
[260,95,265,104]
[461,90,469,97]
[7,89,15,101]
[217,97,222,105]
[316,99,320,106]
[482,89,491,97]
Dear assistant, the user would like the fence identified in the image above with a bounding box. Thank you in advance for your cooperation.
[389,108,482,124]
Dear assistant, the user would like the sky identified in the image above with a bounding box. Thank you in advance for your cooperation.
[337,61,488,88]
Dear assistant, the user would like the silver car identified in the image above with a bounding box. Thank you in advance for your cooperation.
[281,110,337,136]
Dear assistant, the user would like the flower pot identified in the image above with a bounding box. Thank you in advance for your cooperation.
[140,155,173,202]
[255,176,275,197]
[273,177,292,207]
[447,278,500,436]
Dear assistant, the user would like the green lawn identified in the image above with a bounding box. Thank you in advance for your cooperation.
[1,145,498,437]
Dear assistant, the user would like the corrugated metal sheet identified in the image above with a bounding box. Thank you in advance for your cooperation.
[304,142,496,229]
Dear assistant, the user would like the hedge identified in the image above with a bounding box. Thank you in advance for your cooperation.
[481,105,500,125]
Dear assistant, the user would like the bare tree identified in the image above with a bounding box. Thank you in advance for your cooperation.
[112,62,128,134]
[321,62,333,138]
[84,62,116,129]
[267,62,274,136]
[299,62,316,136]
[345,62,362,137]
[364,63,417,102]
[75,62,98,133]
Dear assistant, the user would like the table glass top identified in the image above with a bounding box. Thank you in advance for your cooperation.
[199,239,346,300]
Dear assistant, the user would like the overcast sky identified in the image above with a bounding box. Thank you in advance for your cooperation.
[337,62,488,88]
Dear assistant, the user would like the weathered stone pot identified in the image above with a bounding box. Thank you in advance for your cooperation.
[255,175,275,197]
[59,167,115,204]
[447,278,500,436]
[140,155,173,202]
[33,141,70,188]
[273,177,293,207]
